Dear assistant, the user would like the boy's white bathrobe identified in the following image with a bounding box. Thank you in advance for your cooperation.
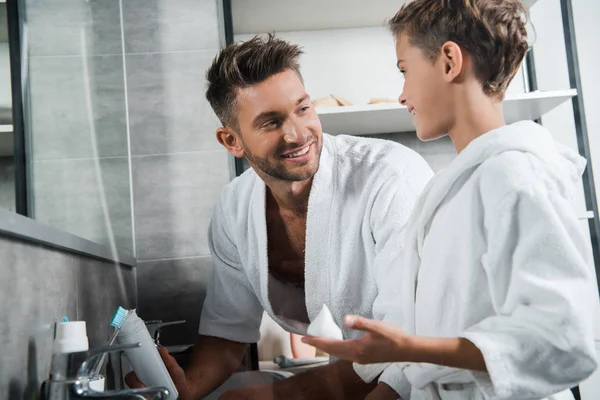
[199,133,433,392]
[383,121,598,399]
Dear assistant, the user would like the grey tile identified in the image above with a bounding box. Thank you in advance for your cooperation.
[29,55,128,160]
[77,259,136,348]
[32,157,134,254]
[27,0,122,57]
[136,256,212,345]
[122,0,220,54]
[0,233,135,395]
[0,157,15,212]
[132,150,230,260]
[0,235,79,391]
[126,52,222,156]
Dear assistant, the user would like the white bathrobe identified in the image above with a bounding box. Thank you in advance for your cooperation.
[199,133,433,393]
[384,121,598,399]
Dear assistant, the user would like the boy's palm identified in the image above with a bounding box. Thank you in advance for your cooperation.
[302,315,412,364]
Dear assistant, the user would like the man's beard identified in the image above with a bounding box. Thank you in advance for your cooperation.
[241,137,322,182]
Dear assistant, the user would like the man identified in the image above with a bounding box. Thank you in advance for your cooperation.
[128,34,433,399]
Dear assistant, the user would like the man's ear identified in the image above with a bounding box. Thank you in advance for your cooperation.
[440,41,464,83]
[216,126,245,158]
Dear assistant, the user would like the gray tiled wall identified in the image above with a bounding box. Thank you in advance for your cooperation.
[136,256,213,344]
[0,157,14,211]
[126,52,222,155]
[125,0,230,345]
[0,233,136,399]
[26,0,134,255]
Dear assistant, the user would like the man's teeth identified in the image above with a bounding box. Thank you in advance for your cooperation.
[284,146,310,158]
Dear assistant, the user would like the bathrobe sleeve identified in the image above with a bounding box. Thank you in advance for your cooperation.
[198,197,264,344]
[354,164,433,399]
[462,187,598,398]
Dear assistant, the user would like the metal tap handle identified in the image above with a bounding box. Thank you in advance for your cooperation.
[77,342,141,379]
[74,342,171,399]
[145,320,186,345]
[73,381,170,400]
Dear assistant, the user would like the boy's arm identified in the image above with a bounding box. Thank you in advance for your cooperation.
[303,315,486,371]
[307,188,599,398]
[461,189,598,397]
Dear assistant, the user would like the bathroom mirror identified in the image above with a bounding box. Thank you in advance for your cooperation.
[1,0,135,259]
[0,2,14,213]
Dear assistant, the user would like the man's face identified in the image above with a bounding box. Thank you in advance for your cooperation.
[234,69,323,182]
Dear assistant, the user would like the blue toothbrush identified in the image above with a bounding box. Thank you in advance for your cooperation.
[92,306,130,375]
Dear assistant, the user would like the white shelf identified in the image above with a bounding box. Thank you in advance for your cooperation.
[232,0,540,34]
[0,124,12,133]
[317,89,577,135]
[579,211,595,220]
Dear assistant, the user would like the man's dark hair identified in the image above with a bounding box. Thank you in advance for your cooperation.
[205,34,304,129]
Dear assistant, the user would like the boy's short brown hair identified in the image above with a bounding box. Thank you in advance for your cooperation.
[205,34,303,130]
[389,0,528,98]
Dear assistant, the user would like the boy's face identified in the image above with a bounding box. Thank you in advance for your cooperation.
[234,69,323,182]
[396,34,452,141]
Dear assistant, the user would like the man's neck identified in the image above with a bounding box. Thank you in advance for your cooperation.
[265,177,313,215]
[448,87,506,153]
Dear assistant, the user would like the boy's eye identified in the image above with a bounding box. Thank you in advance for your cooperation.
[299,106,310,113]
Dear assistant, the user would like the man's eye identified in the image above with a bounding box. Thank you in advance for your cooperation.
[299,106,310,113]
[264,120,280,129]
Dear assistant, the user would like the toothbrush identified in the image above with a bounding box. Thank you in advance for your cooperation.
[92,306,131,375]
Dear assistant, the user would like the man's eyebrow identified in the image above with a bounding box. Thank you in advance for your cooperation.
[252,111,280,127]
[297,94,309,105]
[251,96,310,128]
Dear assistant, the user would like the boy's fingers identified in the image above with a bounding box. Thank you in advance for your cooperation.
[345,315,378,332]
[346,315,397,337]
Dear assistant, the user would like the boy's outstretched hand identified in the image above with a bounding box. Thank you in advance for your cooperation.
[302,315,488,372]
[301,315,413,364]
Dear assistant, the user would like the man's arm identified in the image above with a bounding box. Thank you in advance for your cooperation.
[185,335,249,399]
[224,359,377,400]
[365,383,403,400]
[125,335,248,400]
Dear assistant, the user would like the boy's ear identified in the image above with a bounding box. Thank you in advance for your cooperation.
[216,126,245,158]
[440,41,464,83]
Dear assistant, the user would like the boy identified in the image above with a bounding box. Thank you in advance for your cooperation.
[304,0,598,399]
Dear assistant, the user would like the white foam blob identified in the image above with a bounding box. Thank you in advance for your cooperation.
[307,304,344,340]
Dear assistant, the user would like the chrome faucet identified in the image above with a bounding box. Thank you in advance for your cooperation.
[144,320,186,347]
[43,342,171,400]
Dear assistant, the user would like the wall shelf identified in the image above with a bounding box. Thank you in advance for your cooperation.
[317,89,577,135]
[232,0,539,34]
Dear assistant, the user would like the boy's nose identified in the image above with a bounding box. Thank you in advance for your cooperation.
[398,93,407,105]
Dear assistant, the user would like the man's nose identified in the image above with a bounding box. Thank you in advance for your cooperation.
[283,118,308,144]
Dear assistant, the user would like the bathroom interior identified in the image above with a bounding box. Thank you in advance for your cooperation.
[1,0,600,398]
